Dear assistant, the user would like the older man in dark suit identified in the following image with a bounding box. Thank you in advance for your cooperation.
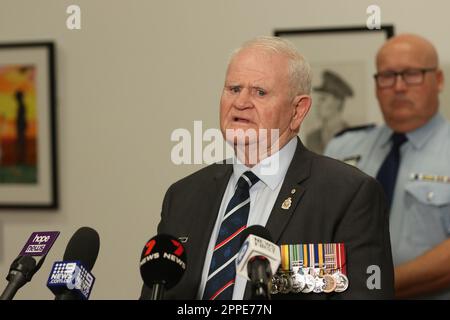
[141,36,394,300]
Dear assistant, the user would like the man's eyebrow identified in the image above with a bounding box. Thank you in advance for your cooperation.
[223,83,268,90]
[224,81,240,86]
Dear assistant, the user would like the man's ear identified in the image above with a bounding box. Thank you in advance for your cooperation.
[436,69,444,92]
[290,95,312,132]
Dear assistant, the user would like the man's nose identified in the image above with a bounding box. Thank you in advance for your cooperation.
[234,88,253,109]
[394,74,408,92]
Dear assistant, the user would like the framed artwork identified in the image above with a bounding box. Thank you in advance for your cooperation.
[0,42,58,209]
[275,26,394,154]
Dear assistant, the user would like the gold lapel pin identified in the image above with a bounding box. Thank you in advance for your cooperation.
[281,197,292,210]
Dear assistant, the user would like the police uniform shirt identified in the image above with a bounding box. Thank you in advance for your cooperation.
[324,113,450,299]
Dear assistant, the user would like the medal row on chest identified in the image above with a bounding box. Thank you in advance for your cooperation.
[271,243,348,294]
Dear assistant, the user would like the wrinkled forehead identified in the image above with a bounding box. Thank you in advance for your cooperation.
[226,47,289,81]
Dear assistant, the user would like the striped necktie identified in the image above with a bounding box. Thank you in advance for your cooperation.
[376,132,408,208]
[202,171,260,300]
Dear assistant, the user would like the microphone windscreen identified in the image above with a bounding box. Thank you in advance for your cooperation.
[236,226,281,281]
[139,234,187,290]
[240,225,273,246]
[63,227,100,272]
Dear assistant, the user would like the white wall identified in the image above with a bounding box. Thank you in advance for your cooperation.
[0,0,449,299]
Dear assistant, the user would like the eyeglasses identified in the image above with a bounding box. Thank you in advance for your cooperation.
[374,68,437,88]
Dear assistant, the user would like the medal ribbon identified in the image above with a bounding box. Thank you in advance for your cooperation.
[280,243,346,275]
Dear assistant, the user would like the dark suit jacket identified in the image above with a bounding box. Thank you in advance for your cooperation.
[141,139,394,299]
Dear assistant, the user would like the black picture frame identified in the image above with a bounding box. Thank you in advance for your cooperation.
[275,25,394,154]
[0,42,58,209]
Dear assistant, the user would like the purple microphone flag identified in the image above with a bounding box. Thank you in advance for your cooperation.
[19,231,60,256]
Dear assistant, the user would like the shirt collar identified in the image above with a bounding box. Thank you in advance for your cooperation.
[406,112,446,149]
[380,113,446,149]
[232,137,298,191]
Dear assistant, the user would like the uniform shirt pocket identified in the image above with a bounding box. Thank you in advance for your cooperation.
[405,181,450,206]
[405,181,450,235]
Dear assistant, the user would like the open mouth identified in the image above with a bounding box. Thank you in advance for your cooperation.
[233,117,251,123]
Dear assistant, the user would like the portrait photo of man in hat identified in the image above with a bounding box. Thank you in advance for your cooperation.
[306,70,354,154]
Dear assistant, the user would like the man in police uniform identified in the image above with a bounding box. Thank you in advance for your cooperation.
[306,70,353,154]
[325,34,450,299]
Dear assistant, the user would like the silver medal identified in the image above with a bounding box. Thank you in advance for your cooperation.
[333,271,349,293]
[270,274,281,295]
[301,269,315,293]
[291,272,306,293]
[279,272,292,294]
[313,276,324,293]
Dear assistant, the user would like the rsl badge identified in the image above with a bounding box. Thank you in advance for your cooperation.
[281,197,292,210]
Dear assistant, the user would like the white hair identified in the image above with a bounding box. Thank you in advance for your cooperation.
[229,36,312,96]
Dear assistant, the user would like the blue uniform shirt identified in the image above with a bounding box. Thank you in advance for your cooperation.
[325,113,450,299]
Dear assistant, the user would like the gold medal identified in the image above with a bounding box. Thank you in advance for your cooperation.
[322,274,337,293]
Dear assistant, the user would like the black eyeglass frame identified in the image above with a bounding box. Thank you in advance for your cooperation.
[374,67,437,88]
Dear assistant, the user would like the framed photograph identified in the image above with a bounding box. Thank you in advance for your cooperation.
[0,42,58,209]
[275,26,394,154]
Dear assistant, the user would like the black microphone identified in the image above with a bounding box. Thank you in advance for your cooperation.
[236,225,281,300]
[0,231,60,300]
[139,234,187,300]
[47,227,100,300]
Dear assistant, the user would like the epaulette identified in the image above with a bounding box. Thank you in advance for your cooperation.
[334,124,376,138]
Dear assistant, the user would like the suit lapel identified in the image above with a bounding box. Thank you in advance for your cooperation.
[265,138,312,243]
[185,163,232,297]
[195,163,233,254]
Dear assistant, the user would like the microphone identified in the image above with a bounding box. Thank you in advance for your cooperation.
[0,231,60,300]
[47,227,100,300]
[236,225,281,300]
[139,234,187,300]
